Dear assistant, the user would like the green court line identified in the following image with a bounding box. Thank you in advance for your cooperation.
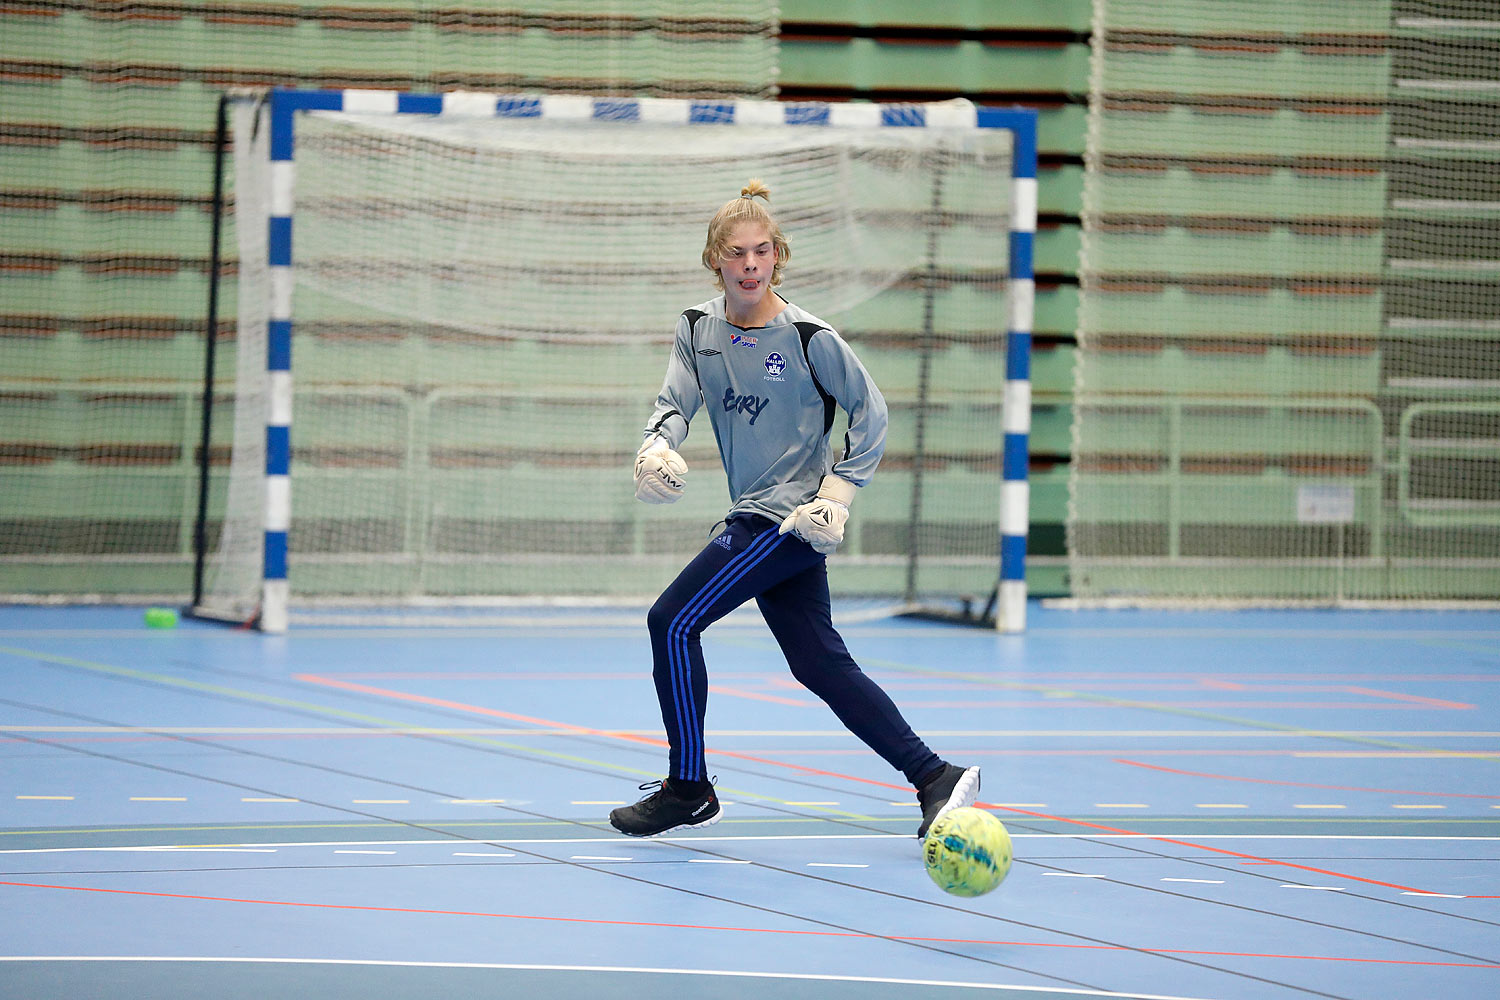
[0,821,574,838]
[0,645,877,822]
[3,815,1496,846]
[0,816,915,840]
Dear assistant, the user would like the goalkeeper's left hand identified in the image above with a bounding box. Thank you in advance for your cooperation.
[778,475,857,554]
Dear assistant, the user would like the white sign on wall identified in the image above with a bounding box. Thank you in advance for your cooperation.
[1297,484,1356,524]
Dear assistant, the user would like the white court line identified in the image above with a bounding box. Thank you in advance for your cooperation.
[452,852,514,858]
[120,848,277,854]
[7,725,1497,738]
[8,833,1500,857]
[0,957,1224,999]
[9,624,1500,640]
[4,833,1500,856]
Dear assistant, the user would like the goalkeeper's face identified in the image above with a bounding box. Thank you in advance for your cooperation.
[716,222,777,314]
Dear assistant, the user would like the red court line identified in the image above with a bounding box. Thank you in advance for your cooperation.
[938,673,1500,683]
[293,674,670,749]
[1,880,1492,968]
[290,675,1461,896]
[294,675,915,792]
[709,685,815,707]
[898,702,1457,711]
[1339,686,1475,710]
[969,807,1490,897]
[1114,759,1500,799]
[319,672,636,681]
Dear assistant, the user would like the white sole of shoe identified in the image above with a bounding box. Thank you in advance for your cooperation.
[614,806,723,839]
[919,766,981,839]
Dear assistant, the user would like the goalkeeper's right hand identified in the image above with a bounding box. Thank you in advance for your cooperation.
[634,435,687,504]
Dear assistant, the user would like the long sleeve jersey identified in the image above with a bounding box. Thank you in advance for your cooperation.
[643,295,889,522]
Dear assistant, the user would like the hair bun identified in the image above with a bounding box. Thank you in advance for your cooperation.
[741,178,771,202]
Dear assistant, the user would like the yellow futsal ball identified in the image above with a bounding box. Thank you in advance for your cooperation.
[923,806,1013,897]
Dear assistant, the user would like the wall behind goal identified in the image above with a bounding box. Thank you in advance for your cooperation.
[0,1,776,598]
[1073,0,1500,602]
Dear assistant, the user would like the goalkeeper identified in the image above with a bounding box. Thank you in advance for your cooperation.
[610,179,979,840]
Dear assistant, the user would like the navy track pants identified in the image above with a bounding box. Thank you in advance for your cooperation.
[647,514,942,786]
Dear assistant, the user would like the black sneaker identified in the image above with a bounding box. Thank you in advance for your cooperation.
[609,778,722,837]
[916,764,981,839]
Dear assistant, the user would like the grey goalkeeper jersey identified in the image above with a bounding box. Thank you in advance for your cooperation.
[644,295,889,522]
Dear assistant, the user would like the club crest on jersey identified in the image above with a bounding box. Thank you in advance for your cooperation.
[730,333,758,348]
[763,351,786,381]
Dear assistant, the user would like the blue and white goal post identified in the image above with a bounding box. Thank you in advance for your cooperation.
[246,89,1036,634]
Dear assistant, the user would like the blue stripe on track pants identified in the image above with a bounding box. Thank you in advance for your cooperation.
[647,514,942,786]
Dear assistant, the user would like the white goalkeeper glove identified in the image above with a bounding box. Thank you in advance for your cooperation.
[634,434,687,504]
[778,475,857,554]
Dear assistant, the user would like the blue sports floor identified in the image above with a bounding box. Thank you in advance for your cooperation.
[1,604,1497,999]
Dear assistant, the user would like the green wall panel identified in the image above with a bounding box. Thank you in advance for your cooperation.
[780,0,1093,30]
[780,39,1090,95]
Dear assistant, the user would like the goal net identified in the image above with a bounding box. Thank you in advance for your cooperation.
[198,93,1020,628]
[1070,2,1500,606]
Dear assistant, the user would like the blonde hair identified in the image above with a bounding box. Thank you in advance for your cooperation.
[701,179,790,291]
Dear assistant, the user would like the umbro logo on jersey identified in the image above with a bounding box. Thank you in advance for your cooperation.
[697,348,721,356]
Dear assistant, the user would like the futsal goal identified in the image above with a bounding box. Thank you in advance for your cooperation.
[193,90,1036,632]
